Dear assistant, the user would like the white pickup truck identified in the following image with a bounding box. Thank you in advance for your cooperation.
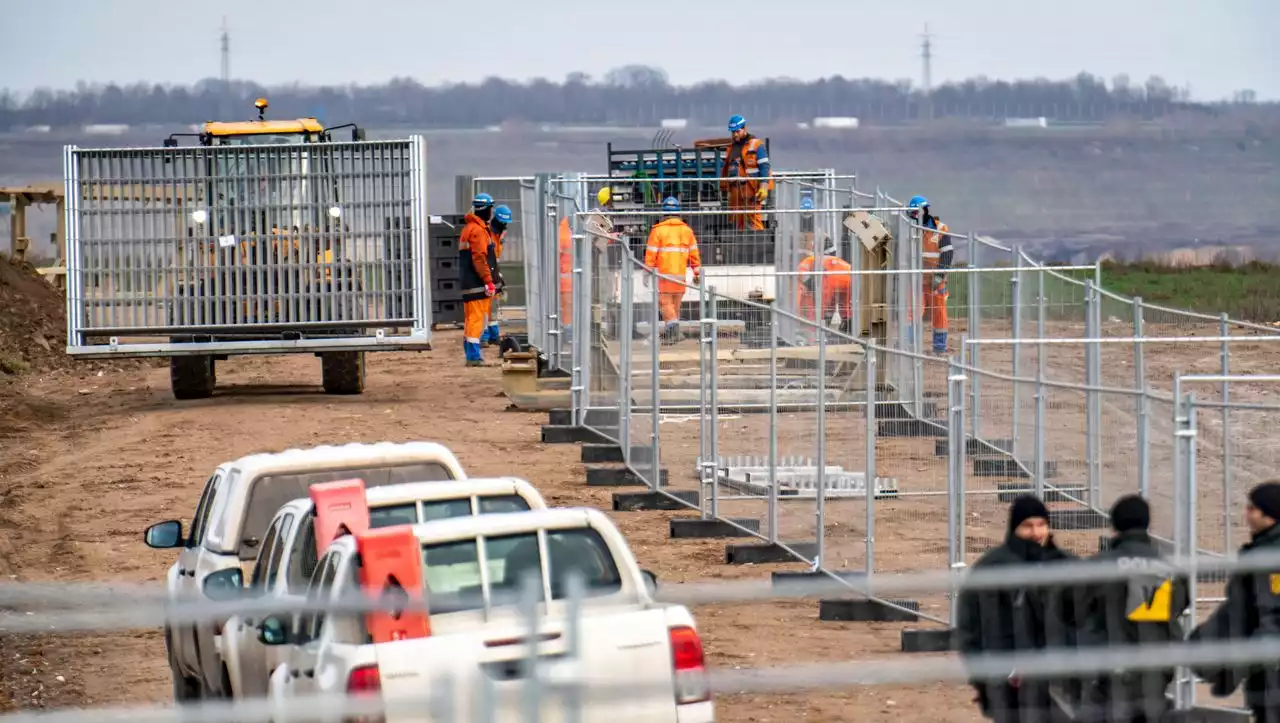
[223,508,714,723]
[215,476,549,700]
[141,441,468,701]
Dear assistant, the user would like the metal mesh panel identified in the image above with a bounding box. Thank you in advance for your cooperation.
[64,138,431,353]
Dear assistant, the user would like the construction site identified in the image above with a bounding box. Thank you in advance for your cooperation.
[1,77,1278,721]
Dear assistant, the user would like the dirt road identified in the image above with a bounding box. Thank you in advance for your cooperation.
[0,332,983,721]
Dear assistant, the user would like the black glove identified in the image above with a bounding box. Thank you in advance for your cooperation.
[494,271,506,293]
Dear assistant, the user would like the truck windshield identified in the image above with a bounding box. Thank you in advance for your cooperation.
[239,462,454,560]
[367,494,532,528]
[420,527,622,613]
[218,133,312,146]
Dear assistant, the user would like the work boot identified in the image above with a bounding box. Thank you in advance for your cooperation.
[466,359,487,367]
[932,330,948,355]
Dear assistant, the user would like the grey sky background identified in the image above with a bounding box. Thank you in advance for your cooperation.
[2,0,1277,100]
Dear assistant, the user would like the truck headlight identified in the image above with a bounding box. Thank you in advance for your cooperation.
[191,209,208,225]
[328,206,342,219]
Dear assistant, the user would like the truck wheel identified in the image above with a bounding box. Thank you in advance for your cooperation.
[171,356,215,400]
[321,351,365,395]
[164,628,201,701]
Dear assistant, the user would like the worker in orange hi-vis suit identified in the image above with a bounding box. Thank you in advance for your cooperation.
[557,215,574,340]
[719,114,774,231]
[459,193,498,366]
[480,204,512,346]
[797,240,854,335]
[644,197,702,343]
[906,195,953,354]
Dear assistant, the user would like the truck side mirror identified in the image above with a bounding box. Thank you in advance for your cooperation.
[258,616,290,646]
[353,127,366,142]
[144,520,185,549]
[641,569,659,594]
[203,567,245,600]
[163,138,178,148]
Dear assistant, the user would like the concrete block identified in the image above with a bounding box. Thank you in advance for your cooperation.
[548,408,620,427]
[613,489,699,512]
[540,425,610,444]
[669,517,761,539]
[877,419,949,438]
[935,437,1014,458]
[875,401,940,420]
[581,444,654,465]
[585,466,668,487]
[819,598,920,622]
[973,458,1059,479]
[725,542,818,565]
[770,570,866,594]
[1049,508,1109,530]
[997,483,1085,503]
[901,628,955,653]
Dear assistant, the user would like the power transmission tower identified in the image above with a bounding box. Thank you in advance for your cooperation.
[920,23,933,121]
[219,17,230,118]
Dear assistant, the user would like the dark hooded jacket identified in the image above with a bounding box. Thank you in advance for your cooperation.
[1076,529,1190,722]
[1191,522,1280,716]
[956,517,1080,720]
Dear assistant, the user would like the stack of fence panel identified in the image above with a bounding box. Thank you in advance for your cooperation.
[430,214,466,327]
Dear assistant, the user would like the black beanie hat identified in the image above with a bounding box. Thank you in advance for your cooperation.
[1249,482,1280,521]
[1008,494,1050,532]
[1110,494,1150,533]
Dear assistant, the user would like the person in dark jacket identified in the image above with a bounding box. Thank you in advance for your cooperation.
[1077,495,1190,723]
[957,494,1081,722]
[1192,481,1280,722]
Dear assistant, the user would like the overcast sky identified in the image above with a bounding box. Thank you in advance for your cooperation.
[3,0,1276,101]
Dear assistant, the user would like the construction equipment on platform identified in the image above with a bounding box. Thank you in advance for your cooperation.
[64,98,431,400]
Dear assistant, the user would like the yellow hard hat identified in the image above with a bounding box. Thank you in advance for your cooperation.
[596,187,612,206]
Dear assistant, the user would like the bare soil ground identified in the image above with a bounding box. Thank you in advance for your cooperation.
[0,335,988,721]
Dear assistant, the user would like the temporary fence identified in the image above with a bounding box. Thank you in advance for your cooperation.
[63,138,434,356]
[7,549,1280,722]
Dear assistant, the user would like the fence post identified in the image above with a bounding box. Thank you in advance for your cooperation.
[947,347,965,623]
[698,273,710,506]
[1219,312,1233,553]
[570,228,586,427]
[1010,246,1023,453]
[545,188,563,372]
[708,287,721,521]
[619,256,633,467]
[967,233,982,441]
[1171,377,1199,711]
[864,340,877,581]
[768,306,780,544]
[650,274,661,492]
[1035,269,1047,498]
[815,284,828,567]
[577,227,593,427]
[1084,280,1101,509]
[1134,297,1148,497]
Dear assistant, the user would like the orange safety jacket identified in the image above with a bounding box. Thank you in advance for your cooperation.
[798,254,853,294]
[644,218,701,294]
[459,213,496,301]
[720,135,775,192]
[558,217,573,292]
[922,217,953,271]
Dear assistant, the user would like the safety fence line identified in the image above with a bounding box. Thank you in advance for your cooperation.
[6,548,1280,632]
[2,638,1279,723]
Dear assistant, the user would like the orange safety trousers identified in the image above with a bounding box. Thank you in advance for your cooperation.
[658,291,684,322]
[464,297,492,344]
[798,284,852,323]
[727,183,765,231]
[558,218,573,327]
[918,276,949,331]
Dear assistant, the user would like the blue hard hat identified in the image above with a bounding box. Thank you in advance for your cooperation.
[907,195,928,210]
[662,196,680,212]
[472,192,495,209]
[800,196,814,211]
[493,205,513,224]
[728,114,747,132]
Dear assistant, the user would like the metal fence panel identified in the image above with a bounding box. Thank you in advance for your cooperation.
[64,138,432,354]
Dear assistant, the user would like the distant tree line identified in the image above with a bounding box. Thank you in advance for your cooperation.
[0,65,1267,129]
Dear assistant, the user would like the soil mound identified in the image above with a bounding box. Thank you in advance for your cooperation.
[0,254,67,376]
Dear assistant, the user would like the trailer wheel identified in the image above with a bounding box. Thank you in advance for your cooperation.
[170,356,215,400]
[321,351,365,395]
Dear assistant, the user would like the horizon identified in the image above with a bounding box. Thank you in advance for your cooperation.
[1,0,1276,102]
